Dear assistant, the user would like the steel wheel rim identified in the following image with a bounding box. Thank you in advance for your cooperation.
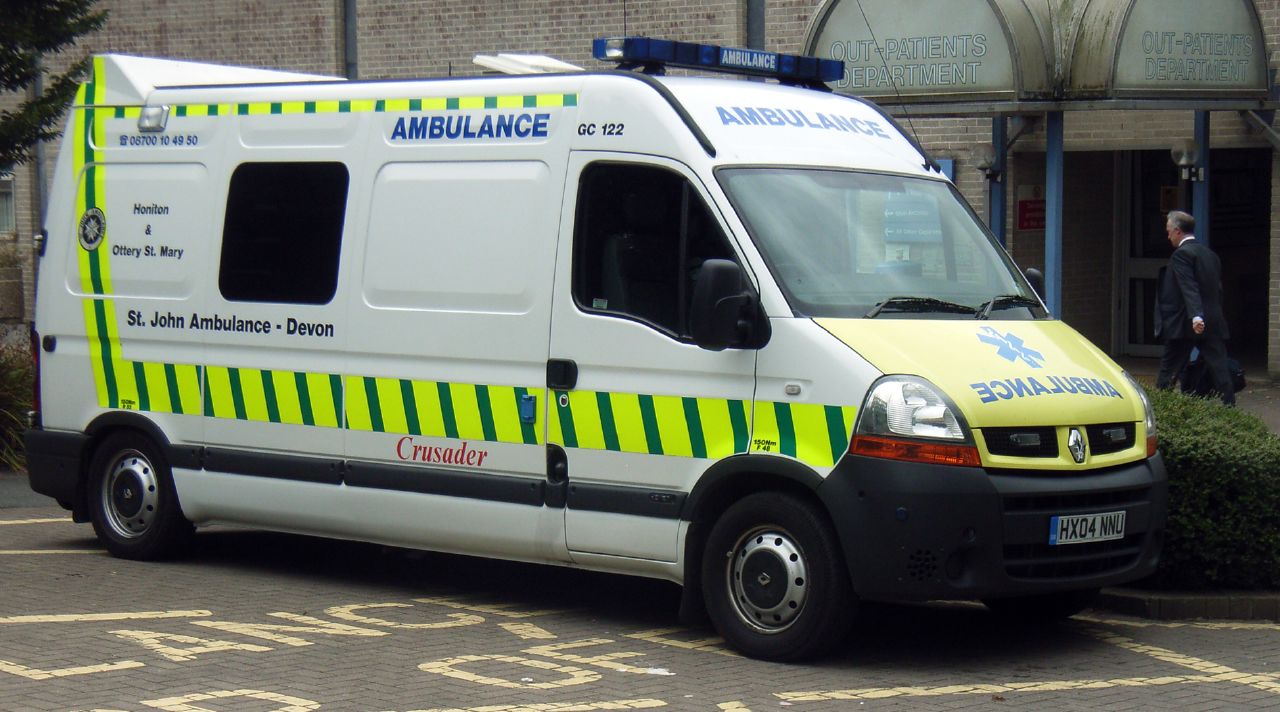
[100,449,160,540]
[726,526,810,634]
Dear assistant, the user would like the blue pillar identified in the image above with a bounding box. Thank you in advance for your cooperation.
[990,115,1007,246]
[1193,111,1211,246]
[1045,111,1064,318]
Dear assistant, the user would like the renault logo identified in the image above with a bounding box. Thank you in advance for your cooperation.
[1067,428,1086,464]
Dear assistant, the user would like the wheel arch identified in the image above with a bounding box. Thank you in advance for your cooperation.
[676,454,836,623]
[75,411,182,522]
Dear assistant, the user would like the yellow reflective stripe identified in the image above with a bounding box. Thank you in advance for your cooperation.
[205,367,236,419]
[652,395,692,457]
[81,301,109,407]
[607,393,647,454]
[350,99,376,113]
[280,101,307,114]
[238,367,270,422]
[457,96,486,110]
[791,402,834,467]
[448,383,485,440]
[174,365,202,414]
[375,377,408,434]
[751,400,781,455]
[344,375,372,431]
[562,391,600,450]
[547,391,565,446]
[142,362,172,412]
[305,372,340,427]
[487,385,523,444]
[271,370,304,425]
[495,95,524,109]
[699,398,743,460]
[314,100,341,114]
[536,93,567,107]
[421,97,448,111]
[411,380,447,438]
[383,98,411,112]
[120,107,142,118]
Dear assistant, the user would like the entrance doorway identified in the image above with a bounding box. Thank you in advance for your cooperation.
[1117,148,1271,363]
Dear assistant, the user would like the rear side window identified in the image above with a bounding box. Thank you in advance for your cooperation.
[219,162,348,304]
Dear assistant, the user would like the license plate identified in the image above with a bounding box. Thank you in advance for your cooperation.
[1048,511,1126,545]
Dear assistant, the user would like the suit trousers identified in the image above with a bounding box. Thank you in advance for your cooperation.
[1156,336,1236,405]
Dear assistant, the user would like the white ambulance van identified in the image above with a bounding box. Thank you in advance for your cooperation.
[25,38,1166,661]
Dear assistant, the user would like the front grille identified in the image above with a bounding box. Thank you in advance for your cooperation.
[983,426,1058,457]
[1087,422,1136,455]
[1004,486,1150,513]
[1004,534,1144,579]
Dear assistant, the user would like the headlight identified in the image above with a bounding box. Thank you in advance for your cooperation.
[851,376,980,467]
[1122,370,1158,457]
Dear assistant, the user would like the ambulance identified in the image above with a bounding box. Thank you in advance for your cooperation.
[24,38,1166,661]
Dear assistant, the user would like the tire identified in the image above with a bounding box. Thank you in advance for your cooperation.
[701,492,854,661]
[983,588,1099,622]
[87,431,193,560]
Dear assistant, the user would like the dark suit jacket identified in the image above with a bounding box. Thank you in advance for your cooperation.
[1156,238,1229,341]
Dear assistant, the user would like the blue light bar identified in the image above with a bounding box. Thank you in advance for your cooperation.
[592,37,843,85]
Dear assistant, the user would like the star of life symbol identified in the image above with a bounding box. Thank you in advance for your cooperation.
[977,326,1044,368]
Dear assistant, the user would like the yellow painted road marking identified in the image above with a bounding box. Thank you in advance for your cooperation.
[140,689,320,711]
[501,621,557,639]
[401,700,666,712]
[718,703,751,711]
[1086,626,1280,694]
[0,549,101,555]
[192,612,387,647]
[1080,614,1280,633]
[414,596,560,618]
[0,518,70,525]
[0,610,212,624]
[777,675,1228,702]
[0,658,145,680]
[419,654,600,689]
[624,628,737,657]
[325,602,484,629]
[111,630,275,662]
[524,639,649,674]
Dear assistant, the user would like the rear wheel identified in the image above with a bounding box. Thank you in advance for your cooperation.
[701,492,854,661]
[88,431,193,560]
[983,588,1099,622]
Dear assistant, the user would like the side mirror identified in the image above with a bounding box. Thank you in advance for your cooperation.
[1025,268,1045,300]
[690,259,769,351]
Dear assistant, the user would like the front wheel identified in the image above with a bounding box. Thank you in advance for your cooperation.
[701,492,854,661]
[983,588,1100,622]
[88,431,193,560]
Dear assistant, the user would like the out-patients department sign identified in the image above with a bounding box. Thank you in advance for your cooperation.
[804,0,1017,101]
[1113,0,1267,95]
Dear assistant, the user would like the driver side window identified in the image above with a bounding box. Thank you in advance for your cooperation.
[572,163,736,339]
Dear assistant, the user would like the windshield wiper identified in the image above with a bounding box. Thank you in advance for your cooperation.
[865,296,977,319]
[975,294,1043,320]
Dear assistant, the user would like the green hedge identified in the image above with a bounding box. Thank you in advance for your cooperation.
[1146,386,1280,590]
[0,341,31,472]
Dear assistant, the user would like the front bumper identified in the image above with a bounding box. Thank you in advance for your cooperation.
[818,452,1167,601]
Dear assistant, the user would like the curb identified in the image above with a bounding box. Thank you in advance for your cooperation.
[1097,588,1280,622]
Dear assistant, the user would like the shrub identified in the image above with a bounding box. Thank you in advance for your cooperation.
[1144,386,1280,590]
[0,340,32,472]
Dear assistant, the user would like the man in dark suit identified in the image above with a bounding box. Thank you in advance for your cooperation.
[1155,210,1234,405]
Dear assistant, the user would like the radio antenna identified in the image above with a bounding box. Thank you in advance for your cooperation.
[855,0,926,167]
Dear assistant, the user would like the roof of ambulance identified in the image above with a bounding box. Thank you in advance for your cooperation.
[100,54,936,177]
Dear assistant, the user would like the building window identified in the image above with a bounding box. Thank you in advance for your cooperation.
[572,162,737,339]
[219,162,348,304]
[0,172,15,235]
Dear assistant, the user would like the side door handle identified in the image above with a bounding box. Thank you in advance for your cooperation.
[547,359,578,390]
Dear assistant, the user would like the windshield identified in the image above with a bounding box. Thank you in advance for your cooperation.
[718,168,1043,319]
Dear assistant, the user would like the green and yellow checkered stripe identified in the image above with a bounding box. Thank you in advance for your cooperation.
[108,94,577,119]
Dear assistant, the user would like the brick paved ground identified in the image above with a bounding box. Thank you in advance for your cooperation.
[1,501,1279,711]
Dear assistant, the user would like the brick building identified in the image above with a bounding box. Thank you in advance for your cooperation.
[2,0,1278,377]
